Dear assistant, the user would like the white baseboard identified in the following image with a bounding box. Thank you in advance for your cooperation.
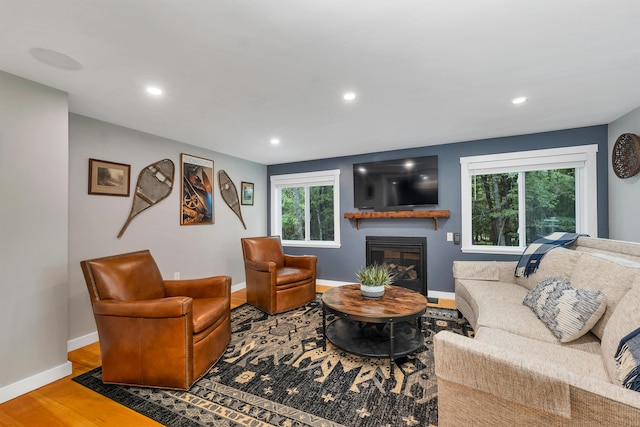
[316,279,350,287]
[317,279,455,301]
[0,361,72,404]
[67,331,99,352]
[231,282,246,293]
[428,290,455,301]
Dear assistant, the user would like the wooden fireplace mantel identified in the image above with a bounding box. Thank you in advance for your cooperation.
[344,210,451,230]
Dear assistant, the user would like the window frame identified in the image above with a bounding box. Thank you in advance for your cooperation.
[270,169,341,248]
[460,144,598,255]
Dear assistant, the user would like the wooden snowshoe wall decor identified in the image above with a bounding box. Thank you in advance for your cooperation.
[218,169,247,229]
[117,159,175,238]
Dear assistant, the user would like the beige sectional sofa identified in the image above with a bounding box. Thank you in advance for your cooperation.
[435,236,640,426]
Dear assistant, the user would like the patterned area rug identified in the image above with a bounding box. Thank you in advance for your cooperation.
[73,295,473,426]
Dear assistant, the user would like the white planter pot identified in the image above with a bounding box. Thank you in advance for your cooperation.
[360,284,385,299]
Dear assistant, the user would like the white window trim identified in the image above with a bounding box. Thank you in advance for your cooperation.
[270,169,341,248]
[460,145,598,255]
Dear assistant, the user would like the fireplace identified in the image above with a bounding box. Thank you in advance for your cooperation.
[365,236,427,296]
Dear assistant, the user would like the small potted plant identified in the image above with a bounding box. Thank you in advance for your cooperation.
[356,263,397,299]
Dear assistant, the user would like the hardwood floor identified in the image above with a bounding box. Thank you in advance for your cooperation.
[0,285,454,426]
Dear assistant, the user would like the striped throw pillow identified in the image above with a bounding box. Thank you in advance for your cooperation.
[524,277,607,343]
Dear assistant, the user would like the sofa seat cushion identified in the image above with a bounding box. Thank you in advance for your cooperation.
[457,278,603,352]
[457,279,558,343]
[474,327,611,383]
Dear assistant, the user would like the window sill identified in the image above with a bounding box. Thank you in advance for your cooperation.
[282,240,341,249]
[461,245,525,255]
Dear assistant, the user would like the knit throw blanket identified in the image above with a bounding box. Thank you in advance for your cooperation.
[515,232,585,277]
[615,327,640,391]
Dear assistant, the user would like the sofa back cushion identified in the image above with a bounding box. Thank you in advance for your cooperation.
[515,247,582,290]
[576,236,640,262]
[569,253,640,339]
[601,276,640,384]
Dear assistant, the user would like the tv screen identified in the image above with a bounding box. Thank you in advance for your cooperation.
[353,155,438,210]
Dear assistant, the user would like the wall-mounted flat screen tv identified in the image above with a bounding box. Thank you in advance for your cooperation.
[353,155,438,210]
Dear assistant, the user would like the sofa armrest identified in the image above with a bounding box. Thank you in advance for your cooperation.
[435,331,640,422]
[453,261,517,283]
[435,330,572,417]
[165,276,231,300]
[93,297,192,318]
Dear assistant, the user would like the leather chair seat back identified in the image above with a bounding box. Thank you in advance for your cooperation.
[85,250,165,302]
[242,236,285,268]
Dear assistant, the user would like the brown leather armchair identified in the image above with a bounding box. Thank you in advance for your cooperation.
[80,250,231,390]
[241,236,317,314]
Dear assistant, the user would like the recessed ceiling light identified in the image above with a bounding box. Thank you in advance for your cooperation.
[29,47,83,70]
[270,138,280,145]
[146,86,163,96]
[343,92,357,101]
[512,96,528,105]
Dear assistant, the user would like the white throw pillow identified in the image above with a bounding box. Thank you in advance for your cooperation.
[524,277,607,343]
[523,276,572,316]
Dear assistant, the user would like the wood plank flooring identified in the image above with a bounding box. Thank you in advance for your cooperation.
[0,285,454,426]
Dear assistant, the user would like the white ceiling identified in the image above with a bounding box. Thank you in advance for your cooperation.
[2,1,640,165]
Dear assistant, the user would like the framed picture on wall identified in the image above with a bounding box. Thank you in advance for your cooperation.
[181,153,214,225]
[241,181,254,205]
[88,158,131,196]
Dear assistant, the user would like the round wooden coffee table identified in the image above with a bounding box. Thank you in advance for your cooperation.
[321,284,428,375]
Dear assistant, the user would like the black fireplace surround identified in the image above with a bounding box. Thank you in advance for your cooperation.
[365,236,427,296]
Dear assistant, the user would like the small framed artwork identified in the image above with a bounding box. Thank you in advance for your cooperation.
[181,153,214,225]
[241,181,254,205]
[88,158,131,196]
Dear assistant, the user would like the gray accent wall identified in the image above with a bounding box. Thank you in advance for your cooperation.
[0,71,70,394]
[608,106,640,242]
[68,114,267,342]
[268,126,609,295]
[0,70,267,401]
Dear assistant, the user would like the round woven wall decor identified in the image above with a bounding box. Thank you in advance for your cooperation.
[612,133,640,179]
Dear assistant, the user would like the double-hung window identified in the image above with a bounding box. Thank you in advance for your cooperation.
[460,145,598,254]
[270,169,341,248]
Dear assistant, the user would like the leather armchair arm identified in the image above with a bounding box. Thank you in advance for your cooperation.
[93,297,192,318]
[244,259,276,273]
[284,254,317,270]
[165,276,231,299]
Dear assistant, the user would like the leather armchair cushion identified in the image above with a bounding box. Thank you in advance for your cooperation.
[275,267,313,285]
[192,298,228,334]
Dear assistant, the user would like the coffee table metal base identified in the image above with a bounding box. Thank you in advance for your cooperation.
[323,317,424,374]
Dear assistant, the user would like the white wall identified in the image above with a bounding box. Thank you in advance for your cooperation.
[0,71,70,402]
[608,106,640,242]
[68,114,267,343]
